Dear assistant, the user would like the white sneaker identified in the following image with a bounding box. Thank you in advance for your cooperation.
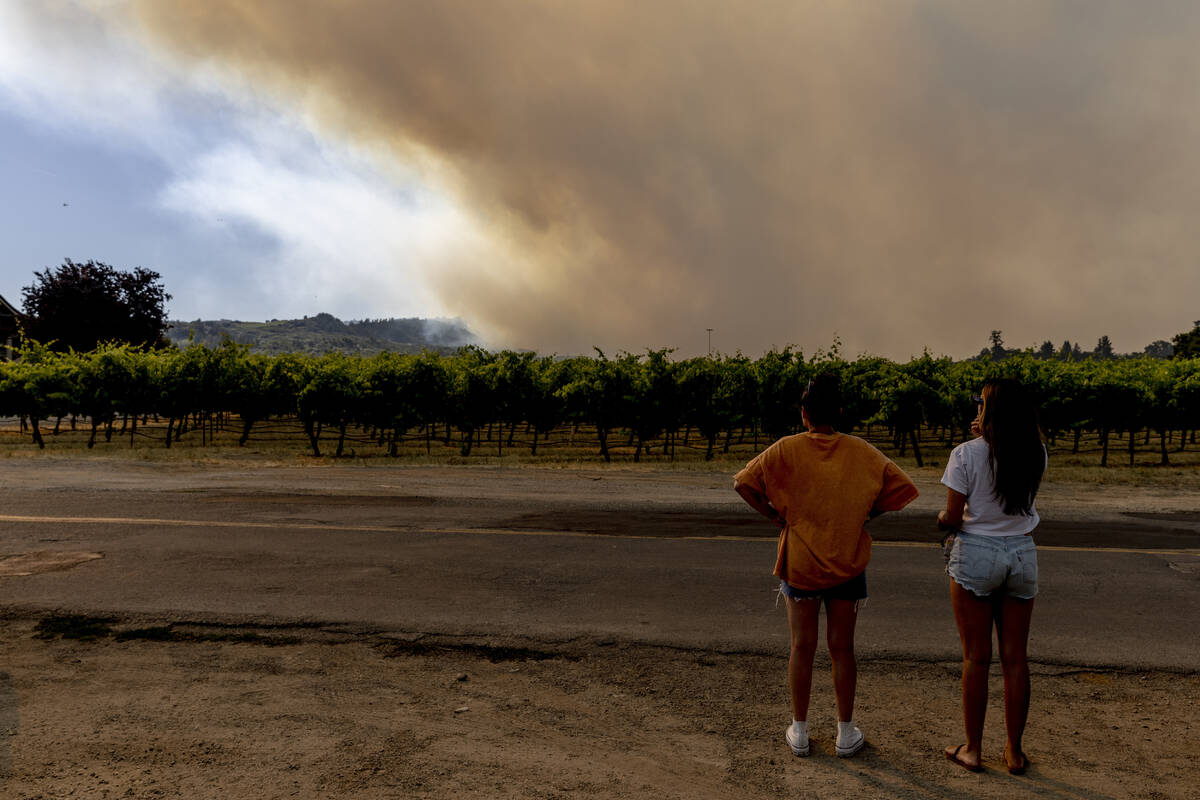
[835,725,865,758]
[785,724,810,757]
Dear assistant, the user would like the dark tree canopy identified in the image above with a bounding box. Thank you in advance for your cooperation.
[1173,321,1200,359]
[22,259,172,352]
[1143,340,1174,359]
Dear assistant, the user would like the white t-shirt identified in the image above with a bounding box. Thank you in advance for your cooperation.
[940,437,1042,536]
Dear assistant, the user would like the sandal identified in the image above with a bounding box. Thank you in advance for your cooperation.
[944,744,983,773]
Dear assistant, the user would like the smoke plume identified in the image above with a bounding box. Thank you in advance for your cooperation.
[116,0,1200,357]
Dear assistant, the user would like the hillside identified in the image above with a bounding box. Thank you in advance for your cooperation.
[165,313,475,356]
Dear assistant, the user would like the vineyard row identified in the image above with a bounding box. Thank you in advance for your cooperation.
[1,342,1198,466]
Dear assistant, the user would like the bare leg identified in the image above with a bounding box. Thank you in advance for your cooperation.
[825,598,859,722]
[997,595,1035,771]
[785,596,820,721]
[946,580,994,769]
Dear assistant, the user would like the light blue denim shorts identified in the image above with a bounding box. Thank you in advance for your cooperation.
[946,531,1038,600]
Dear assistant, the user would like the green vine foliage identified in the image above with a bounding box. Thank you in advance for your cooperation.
[0,343,1197,463]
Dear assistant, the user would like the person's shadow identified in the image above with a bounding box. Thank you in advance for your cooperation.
[830,746,1121,800]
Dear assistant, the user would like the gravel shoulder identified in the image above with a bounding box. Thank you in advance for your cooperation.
[1,619,1196,800]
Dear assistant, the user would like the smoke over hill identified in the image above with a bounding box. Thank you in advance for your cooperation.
[168,314,476,356]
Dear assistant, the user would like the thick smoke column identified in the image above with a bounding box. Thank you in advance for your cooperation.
[120,1,1200,357]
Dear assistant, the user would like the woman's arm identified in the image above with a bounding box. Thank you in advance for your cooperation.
[937,488,967,531]
[734,480,786,528]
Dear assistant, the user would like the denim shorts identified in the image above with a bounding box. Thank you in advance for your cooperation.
[947,531,1038,600]
[780,571,867,603]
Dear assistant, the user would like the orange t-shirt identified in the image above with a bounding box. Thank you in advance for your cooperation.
[734,433,919,590]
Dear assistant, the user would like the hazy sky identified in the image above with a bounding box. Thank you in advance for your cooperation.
[2,1,1198,359]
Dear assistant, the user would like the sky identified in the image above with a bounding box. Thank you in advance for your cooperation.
[2,0,1198,360]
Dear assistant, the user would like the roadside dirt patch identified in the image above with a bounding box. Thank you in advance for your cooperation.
[0,618,1195,799]
[0,551,102,577]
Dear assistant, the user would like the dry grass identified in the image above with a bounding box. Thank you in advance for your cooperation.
[1,416,1197,488]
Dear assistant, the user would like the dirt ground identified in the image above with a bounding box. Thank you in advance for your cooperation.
[0,616,1193,800]
[0,458,1197,798]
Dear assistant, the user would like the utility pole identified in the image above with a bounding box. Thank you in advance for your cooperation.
[706,328,713,356]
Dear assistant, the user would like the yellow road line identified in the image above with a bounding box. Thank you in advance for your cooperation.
[874,540,1200,557]
[1,515,1197,557]
[0,514,396,534]
[1034,544,1200,556]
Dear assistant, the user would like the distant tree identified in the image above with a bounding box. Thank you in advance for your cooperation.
[1093,335,1115,360]
[1036,340,1056,360]
[989,330,1005,360]
[1172,321,1200,359]
[1058,340,1074,361]
[1143,340,1174,359]
[22,259,171,352]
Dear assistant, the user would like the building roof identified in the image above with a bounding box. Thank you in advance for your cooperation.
[0,293,24,340]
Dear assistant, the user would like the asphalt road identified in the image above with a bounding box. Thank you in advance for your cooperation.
[0,460,1196,672]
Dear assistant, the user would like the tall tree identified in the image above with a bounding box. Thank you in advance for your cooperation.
[21,259,171,352]
[989,330,1005,360]
[1093,335,1115,360]
[1037,340,1056,360]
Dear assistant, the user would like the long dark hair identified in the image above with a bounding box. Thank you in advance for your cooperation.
[979,378,1045,515]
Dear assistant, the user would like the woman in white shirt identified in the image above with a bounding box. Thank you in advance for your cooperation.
[937,378,1046,775]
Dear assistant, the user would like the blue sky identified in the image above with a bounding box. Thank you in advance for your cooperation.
[0,2,466,328]
[0,103,281,318]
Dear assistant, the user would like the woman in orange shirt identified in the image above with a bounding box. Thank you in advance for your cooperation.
[735,373,918,758]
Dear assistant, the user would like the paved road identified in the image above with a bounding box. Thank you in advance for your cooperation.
[0,461,1196,672]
